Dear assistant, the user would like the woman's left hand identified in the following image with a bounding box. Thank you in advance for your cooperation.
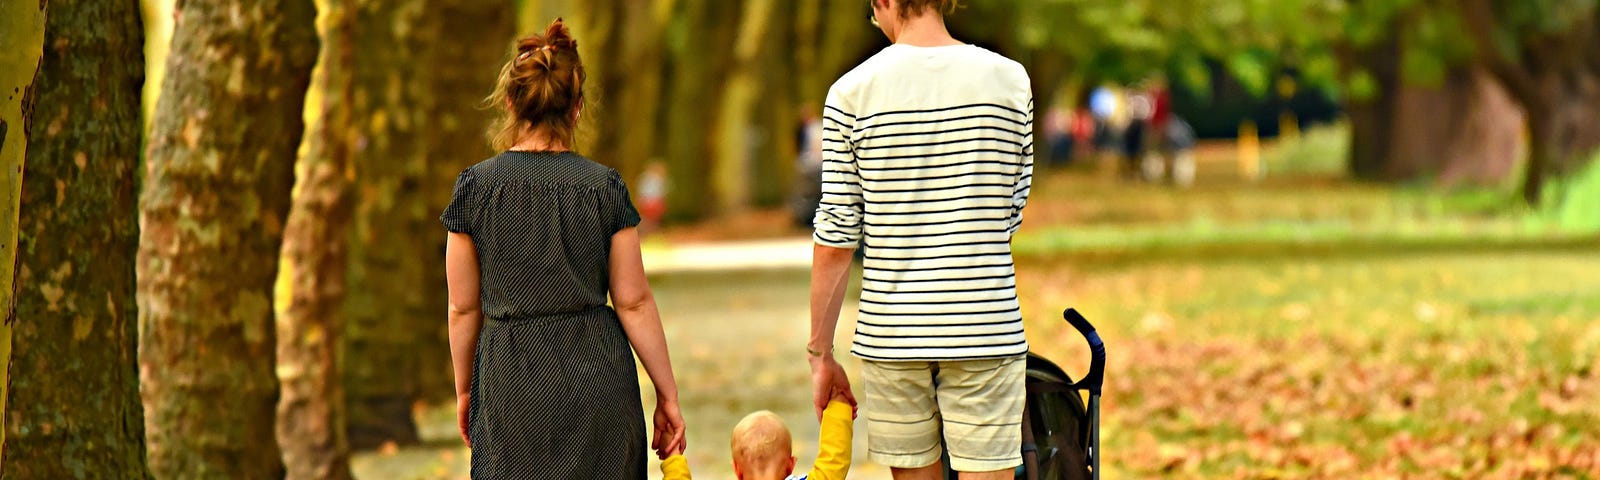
[651,396,687,459]
[457,392,472,448]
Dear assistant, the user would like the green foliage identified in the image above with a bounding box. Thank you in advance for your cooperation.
[1262,122,1351,176]
[1543,150,1600,232]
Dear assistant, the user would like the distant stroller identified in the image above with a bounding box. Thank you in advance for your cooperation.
[944,309,1106,480]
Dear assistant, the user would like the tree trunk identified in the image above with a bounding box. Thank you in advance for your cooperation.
[1390,67,1524,186]
[343,0,432,450]
[714,0,779,213]
[574,0,667,184]
[416,0,514,407]
[1519,80,1600,203]
[1340,33,1402,181]
[660,0,744,221]
[275,1,356,478]
[139,0,318,478]
[750,0,802,208]
[0,0,45,464]
[1461,0,1600,204]
[344,0,513,448]
[5,1,151,475]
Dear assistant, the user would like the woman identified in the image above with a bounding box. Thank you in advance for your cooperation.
[442,19,686,478]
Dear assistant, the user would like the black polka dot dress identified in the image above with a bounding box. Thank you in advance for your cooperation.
[441,151,645,479]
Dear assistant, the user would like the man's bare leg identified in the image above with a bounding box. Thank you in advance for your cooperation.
[892,463,1014,480]
[891,462,944,480]
[959,469,1013,480]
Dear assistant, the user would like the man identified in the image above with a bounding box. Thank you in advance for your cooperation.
[805,1,1034,479]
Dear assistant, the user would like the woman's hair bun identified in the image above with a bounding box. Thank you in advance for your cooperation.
[542,18,577,51]
[515,17,577,63]
[487,18,587,151]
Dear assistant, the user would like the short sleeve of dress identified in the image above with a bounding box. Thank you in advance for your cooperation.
[441,169,476,234]
[607,171,643,234]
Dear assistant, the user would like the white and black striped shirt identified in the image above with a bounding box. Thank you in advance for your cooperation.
[814,44,1034,361]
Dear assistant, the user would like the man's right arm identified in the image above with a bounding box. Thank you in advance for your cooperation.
[810,90,863,418]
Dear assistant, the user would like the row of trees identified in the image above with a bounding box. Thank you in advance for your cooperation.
[1,0,512,477]
[2,0,1597,478]
[556,0,1600,212]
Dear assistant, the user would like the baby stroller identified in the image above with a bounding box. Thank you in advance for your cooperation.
[944,309,1106,480]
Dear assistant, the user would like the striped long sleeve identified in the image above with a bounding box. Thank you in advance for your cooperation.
[1009,99,1035,236]
[813,95,864,248]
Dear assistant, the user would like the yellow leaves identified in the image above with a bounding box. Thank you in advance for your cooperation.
[1137,310,1173,334]
[1279,302,1311,321]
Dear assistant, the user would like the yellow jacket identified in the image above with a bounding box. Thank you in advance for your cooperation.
[661,400,854,480]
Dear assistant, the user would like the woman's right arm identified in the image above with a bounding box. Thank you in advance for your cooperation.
[608,226,686,459]
[445,232,484,446]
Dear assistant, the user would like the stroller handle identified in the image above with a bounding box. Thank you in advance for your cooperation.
[1063,309,1105,394]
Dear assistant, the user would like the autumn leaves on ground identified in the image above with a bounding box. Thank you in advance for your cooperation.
[353,139,1600,479]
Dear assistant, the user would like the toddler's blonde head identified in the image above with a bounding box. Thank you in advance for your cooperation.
[730,411,796,479]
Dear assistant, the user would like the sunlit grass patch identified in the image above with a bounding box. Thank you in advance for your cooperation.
[1016,243,1600,478]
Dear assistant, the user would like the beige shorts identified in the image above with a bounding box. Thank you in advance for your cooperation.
[860,355,1026,472]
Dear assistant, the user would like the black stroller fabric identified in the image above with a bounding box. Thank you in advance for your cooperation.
[1023,353,1092,480]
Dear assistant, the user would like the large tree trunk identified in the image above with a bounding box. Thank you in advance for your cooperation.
[417,0,514,406]
[1389,67,1524,186]
[343,0,513,449]
[0,0,43,465]
[275,1,356,478]
[343,0,432,450]
[5,1,152,476]
[138,0,318,478]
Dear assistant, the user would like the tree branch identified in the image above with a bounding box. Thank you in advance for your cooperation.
[1459,0,1541,106]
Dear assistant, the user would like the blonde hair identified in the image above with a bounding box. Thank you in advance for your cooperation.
[486,18,585,151]
[731,411,793,472]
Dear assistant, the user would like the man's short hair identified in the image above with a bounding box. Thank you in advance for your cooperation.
[897,0,961,18]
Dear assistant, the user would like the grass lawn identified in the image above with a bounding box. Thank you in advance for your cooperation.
[1011,151,1600,477]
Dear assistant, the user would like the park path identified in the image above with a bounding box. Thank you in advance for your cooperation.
[353,236,894,479]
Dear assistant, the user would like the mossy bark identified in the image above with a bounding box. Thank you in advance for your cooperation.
[275,1,356,478]
[342,0,431,449]
[343,0,512,449]
[416,0,513,406]
[2,1,153,478]
[0,0,44,466]
[138,0,318,478]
